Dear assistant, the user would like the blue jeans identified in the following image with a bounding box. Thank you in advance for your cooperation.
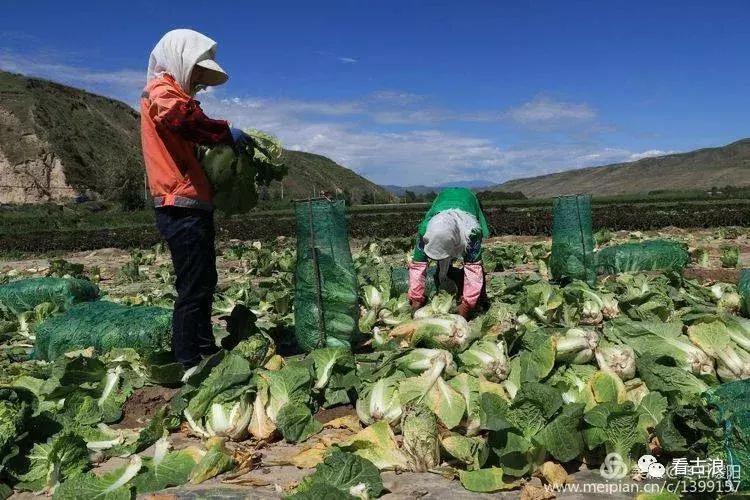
[155,207,218,367]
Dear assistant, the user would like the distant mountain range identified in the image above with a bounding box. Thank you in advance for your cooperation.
[492,139,750,198]
[383,179,494,196]
[8,70,749,206]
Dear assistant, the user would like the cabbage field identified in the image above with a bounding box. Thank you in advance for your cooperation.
[1,227,749,498]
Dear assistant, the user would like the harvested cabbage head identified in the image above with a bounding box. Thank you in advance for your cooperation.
[595,345,636,381]
[390,315,472,352]
[688,321,750,382]
[356,375,403,426]
[198,129,287,215]
[413,291,455,319]
[401,405,440,472]
[720,246,740,268]
[580,300,603,326]
[458,339,510,382]
[624,378,650,404]
[232,334,274,369]
[248,378,276,440]
[184,394,252,441]
[718,292,742,315]
[582,370,628,409]
[601,294,620,320]
[554,328,599,364]
[362,285,383,311]
[548,364,597,404]
[521,282,564,324]
[476,302,517,337]
[694,248,709,267]
[396,348,457,376]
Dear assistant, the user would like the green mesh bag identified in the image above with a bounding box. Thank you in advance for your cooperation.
[294,199,359,352]
[739,270,750,318]
[0,277,99,316]
[596,240,690,275]
[550,195,596,286]
[706,380,750,491]
[33,301,172,360]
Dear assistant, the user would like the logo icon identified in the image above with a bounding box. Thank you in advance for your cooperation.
[647,462,666,479]
[638,455,658,474]
[600,453,630,480]
[636,455,666,479]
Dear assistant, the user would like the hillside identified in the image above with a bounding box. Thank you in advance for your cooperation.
[0,70,389,207]
[268,150,391,204]
[0,70,143,207]
[493,139,750,198]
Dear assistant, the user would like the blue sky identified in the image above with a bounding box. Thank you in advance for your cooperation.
[2,0,750,186]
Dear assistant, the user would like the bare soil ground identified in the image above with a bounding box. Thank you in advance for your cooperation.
[114,386,180,430]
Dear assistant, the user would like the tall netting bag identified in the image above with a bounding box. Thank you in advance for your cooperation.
[550,195,596,286]
[706,380,750,491]
[294,199,359,352]
[738,270,750,318]
[0,277,99,316]
[34,301,172,360]
[596,240,690,274]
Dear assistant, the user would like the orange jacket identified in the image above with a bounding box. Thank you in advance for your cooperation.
[140,75,232,210]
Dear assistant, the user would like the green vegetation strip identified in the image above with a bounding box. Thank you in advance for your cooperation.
[3,201,750,253]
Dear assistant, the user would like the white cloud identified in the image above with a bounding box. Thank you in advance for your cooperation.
[0,50,143,90]
[314,50,358,64]
[504,95,597,129]
[223,96,364,117]
[370,108,448,124]
[200,93,648,185]
[369,90,425,104]
[0,47,672,186]
[0,50,144,108]
[628,149,676,161]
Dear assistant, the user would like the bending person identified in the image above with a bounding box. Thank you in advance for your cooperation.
[407,188,490,318]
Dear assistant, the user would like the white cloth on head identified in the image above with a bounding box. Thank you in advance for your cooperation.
[146,29,228,93]
[422,209,480,261]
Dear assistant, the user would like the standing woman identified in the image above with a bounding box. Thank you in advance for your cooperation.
[407,188,490,318]
[141,29,250,368]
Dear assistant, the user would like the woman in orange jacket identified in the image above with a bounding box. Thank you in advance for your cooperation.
[141,29,249,368]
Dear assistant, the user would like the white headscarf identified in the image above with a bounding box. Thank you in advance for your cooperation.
[146,29,228,93]
[423,209,479,261]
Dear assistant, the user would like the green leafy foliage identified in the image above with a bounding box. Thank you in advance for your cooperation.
[459,467,518,493]
[583,402,645,467]
[54,455,142,500]
[131,439,199,494]
[199,129,287,215]
[276,402,323,443]
[294,450,383,499]
[189,437,234,484]
[17,433,89,493]
[720,245,740,268]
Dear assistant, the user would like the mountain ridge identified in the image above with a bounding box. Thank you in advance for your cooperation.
[492,138,750,198]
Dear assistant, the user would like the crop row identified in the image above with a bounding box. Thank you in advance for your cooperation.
[2,202,750,253]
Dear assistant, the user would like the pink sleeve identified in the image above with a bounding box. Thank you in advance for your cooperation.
[407,261,428,303]
[462,261,484,308]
